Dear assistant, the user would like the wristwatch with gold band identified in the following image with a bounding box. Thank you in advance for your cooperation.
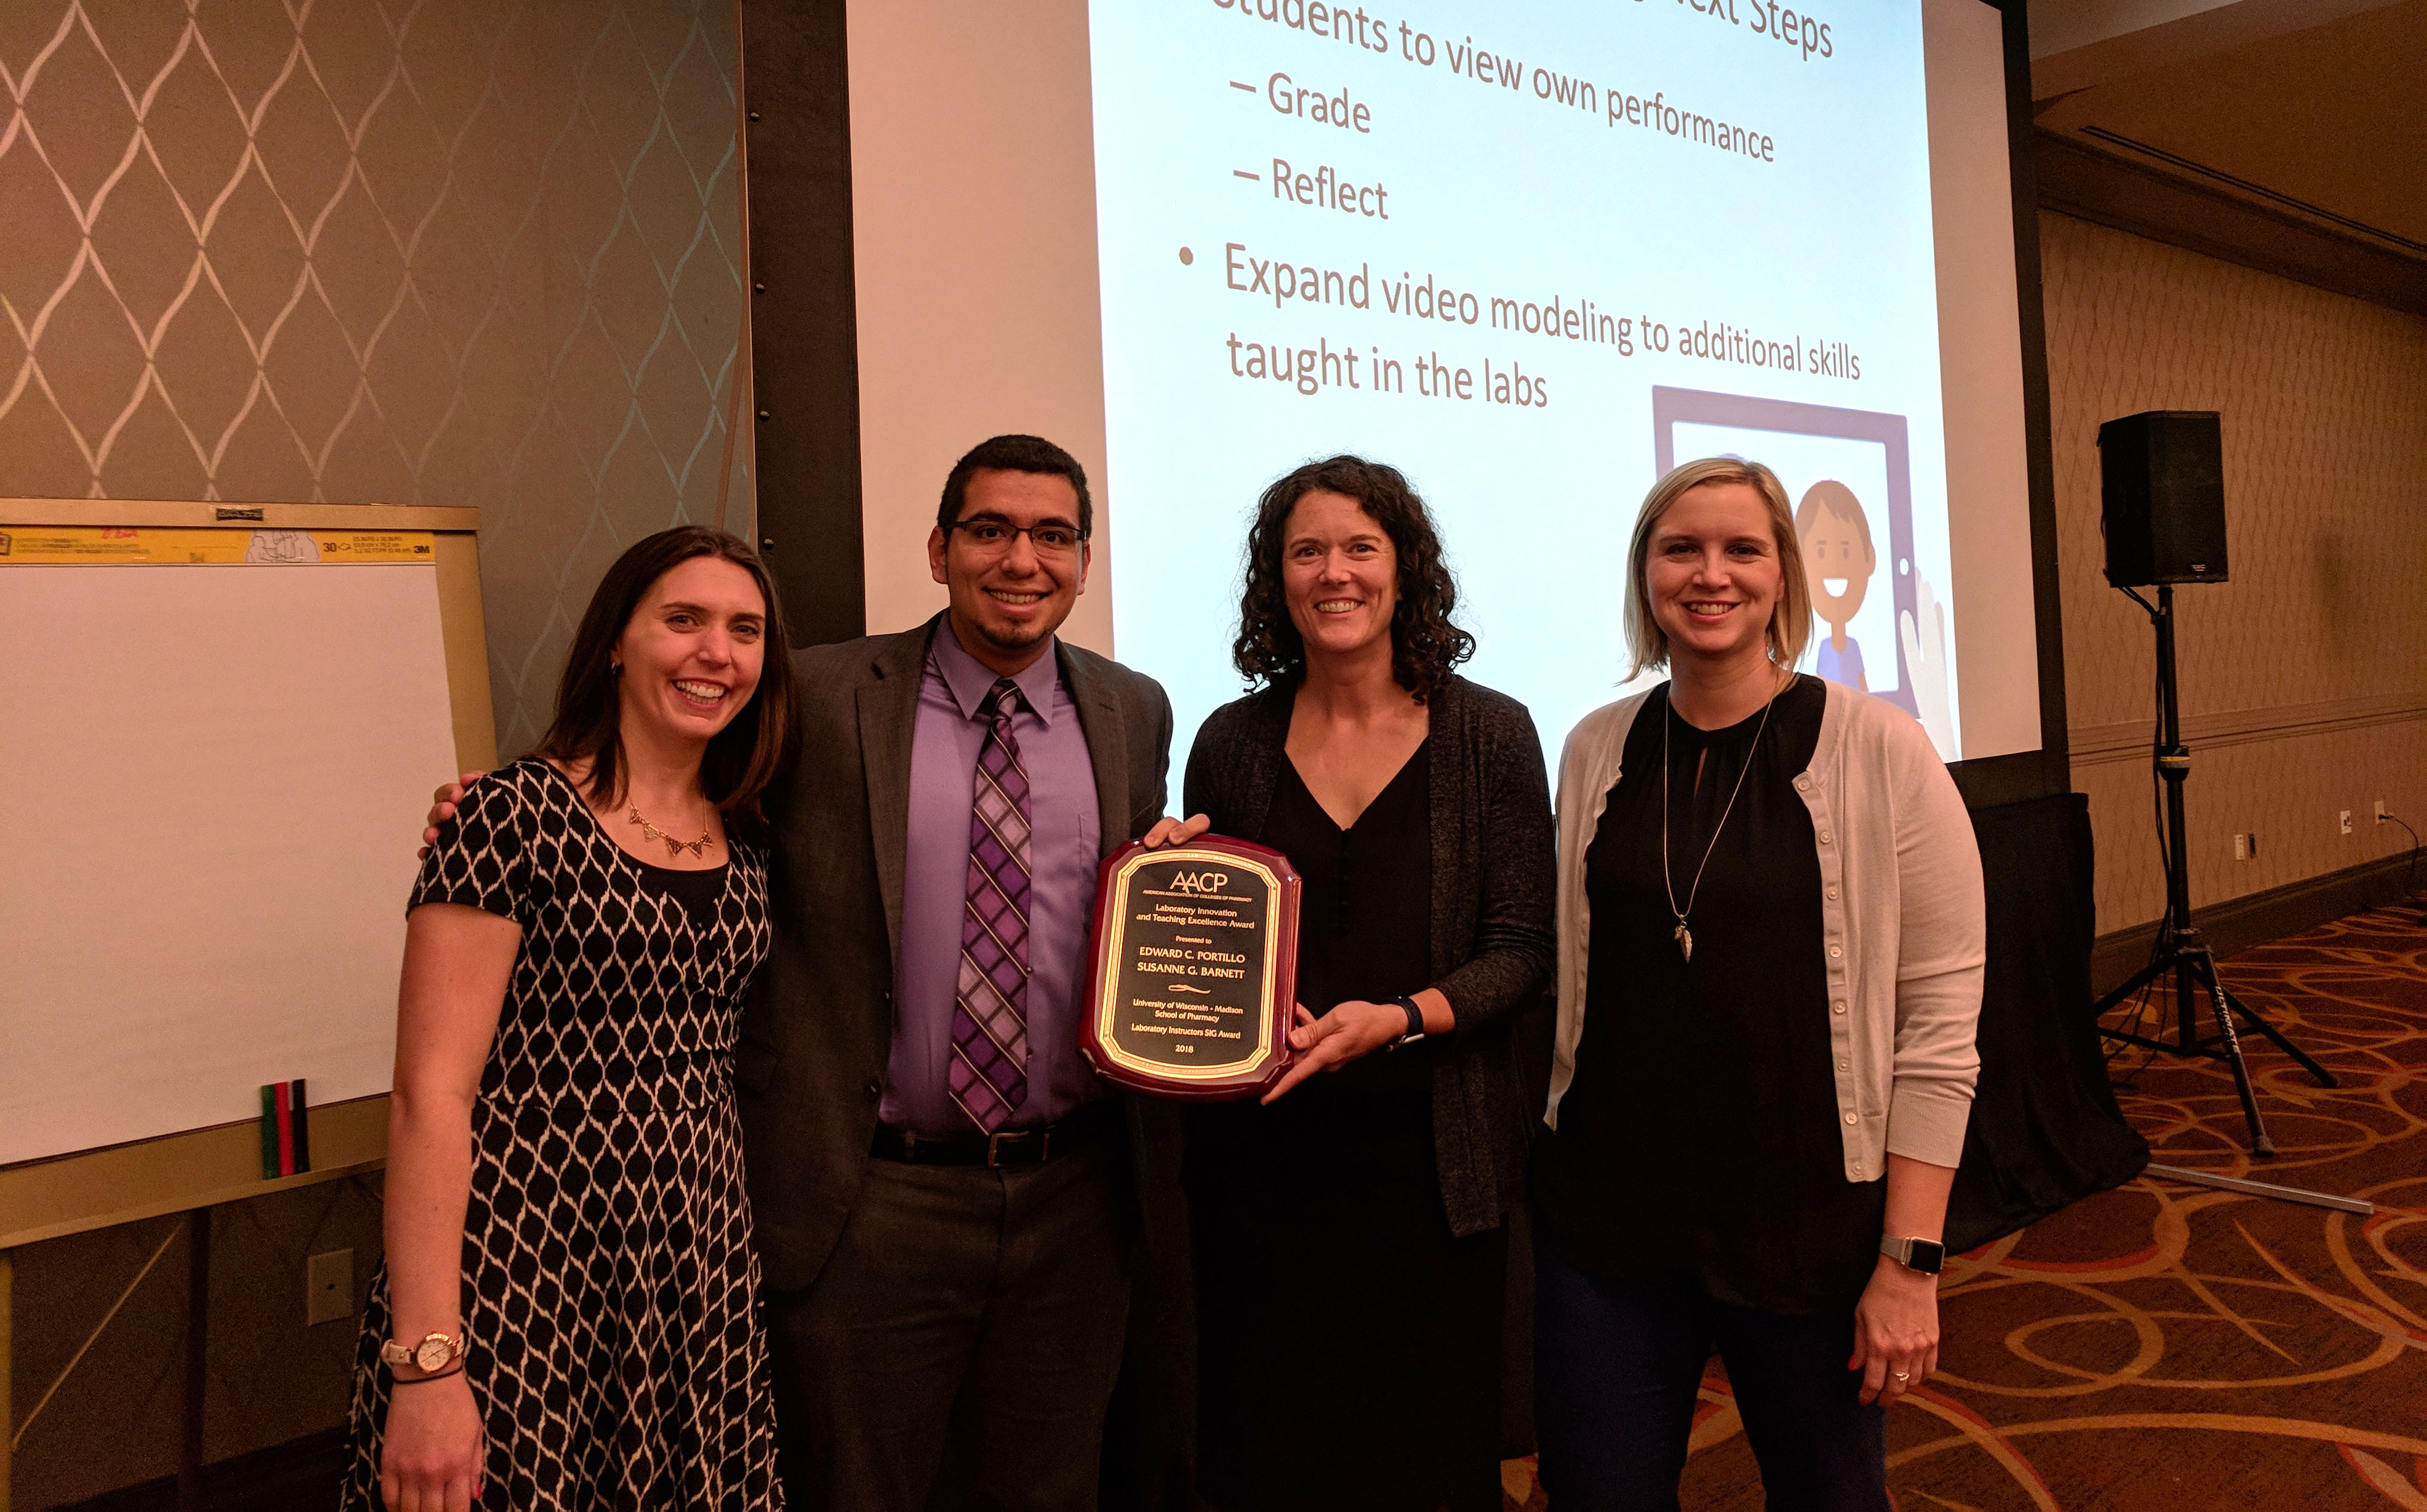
[380,1330,468,1374]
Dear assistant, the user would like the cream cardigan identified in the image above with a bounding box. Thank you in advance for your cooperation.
[1546,680,1986,1179]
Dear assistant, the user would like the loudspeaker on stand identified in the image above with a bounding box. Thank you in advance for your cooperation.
[2098,410,2227,588]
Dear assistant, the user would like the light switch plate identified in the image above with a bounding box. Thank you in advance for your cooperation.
[307,1248,354,1326]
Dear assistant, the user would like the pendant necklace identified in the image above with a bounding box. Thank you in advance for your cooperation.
[629,803,716,860]
[1660,677,1780,962]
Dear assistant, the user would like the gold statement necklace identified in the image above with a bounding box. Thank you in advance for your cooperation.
[629,804,716,860]
[1660,678,1781,962]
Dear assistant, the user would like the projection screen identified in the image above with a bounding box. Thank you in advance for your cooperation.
[845,0,2041,772]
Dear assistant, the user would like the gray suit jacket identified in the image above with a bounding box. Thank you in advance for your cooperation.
[736,613,1175,1291]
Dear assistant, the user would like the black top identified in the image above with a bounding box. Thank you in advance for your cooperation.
[1187,745,1508,1512]
[1182,676,1555,1237]
[633,859,730,923]
[1275,748,1437,1091]
[1190,745,1435,1161]
[1534,674,1886,1314]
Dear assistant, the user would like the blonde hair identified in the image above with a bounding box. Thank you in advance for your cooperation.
[1621,456,1813,682]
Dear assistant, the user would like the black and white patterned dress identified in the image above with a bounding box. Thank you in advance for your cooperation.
[341,758,781,1509]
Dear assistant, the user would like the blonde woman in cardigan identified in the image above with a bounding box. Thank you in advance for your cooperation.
[1529,457,1984,1511]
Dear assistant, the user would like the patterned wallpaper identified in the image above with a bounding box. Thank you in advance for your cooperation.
[0,0,751,755]
[2039,210,2427,933]
[1,4,746,1501]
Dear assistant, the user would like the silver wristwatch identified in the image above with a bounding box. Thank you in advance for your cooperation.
[1879,1235,1946,1275]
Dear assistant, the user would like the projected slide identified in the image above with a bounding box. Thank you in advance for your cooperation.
[1088,0,1967,764]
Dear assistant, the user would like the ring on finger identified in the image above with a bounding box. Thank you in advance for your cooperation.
[1893,1371,1910,1383]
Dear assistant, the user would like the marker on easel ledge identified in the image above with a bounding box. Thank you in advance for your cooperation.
[261,1078,312,1178]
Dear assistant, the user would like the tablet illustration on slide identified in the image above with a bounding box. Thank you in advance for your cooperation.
[1651,386,1945,743]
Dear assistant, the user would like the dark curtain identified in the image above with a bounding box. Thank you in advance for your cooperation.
[1947,793,2149,1252]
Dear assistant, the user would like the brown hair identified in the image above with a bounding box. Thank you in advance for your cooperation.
[1794,478,1874,557]
[1621,457,1812,682]
[536,526,794,832]
[1232,454,1474,703]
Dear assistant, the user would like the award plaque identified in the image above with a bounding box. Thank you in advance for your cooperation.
[1081,836,1301,1101]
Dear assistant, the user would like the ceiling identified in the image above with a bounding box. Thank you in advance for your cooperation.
[2026,0,2427,264]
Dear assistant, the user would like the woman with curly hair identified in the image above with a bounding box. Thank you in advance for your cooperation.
[1179,456,1556,1511]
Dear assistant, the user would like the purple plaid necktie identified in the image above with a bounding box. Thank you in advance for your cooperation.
[950,677,1032,1132]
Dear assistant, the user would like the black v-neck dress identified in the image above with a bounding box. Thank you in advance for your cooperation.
[341,758,781,1509]
[1185,746,1505,1512]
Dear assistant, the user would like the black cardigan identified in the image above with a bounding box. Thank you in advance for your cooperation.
[1182,673,1557,1236]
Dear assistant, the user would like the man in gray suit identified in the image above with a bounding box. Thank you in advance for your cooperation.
[742,434,1198,1510]
[422,434,1196,1510]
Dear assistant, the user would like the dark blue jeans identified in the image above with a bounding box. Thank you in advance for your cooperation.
[1534,1251,1889,1512]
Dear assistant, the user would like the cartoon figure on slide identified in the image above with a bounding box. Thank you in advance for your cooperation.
[1794,479,1874,692]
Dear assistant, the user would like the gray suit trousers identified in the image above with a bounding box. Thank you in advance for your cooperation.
[767,1143,1133,1512]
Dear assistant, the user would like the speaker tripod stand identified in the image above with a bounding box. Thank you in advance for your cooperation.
[2096,584,2337,1156]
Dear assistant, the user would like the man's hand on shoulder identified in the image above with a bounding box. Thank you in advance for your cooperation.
[417,772,488,860]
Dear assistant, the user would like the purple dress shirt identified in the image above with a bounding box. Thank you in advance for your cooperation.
[882,622,1107,1133]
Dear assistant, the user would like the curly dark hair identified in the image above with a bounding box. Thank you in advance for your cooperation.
[1231,455,1474,703]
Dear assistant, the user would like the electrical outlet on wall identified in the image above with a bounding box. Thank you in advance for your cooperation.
[2340,810,2354,836]
[308,1248,354,1326]
[2380,800,2391,824]
[2233,833,2248,862]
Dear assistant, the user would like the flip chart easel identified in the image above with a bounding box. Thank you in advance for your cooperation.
[0,499,494,1507]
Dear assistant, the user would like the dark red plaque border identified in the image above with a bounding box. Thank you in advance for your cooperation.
[1080,835,1301,1102]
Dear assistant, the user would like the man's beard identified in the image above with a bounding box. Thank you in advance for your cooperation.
[974,607,1053,650]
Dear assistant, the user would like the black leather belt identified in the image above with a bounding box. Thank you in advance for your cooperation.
[871,1100,1121,1167]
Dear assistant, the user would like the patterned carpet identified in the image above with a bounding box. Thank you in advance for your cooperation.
[1503,901,2427,1511]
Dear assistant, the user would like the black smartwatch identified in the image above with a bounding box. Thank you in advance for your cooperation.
[1384,995,1427,1050]
[1878,1235,1946,1275]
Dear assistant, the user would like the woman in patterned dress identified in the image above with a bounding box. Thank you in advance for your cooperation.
[342,527,795,1511]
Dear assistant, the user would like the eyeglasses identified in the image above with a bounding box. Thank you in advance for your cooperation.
[946,519,1088,557]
